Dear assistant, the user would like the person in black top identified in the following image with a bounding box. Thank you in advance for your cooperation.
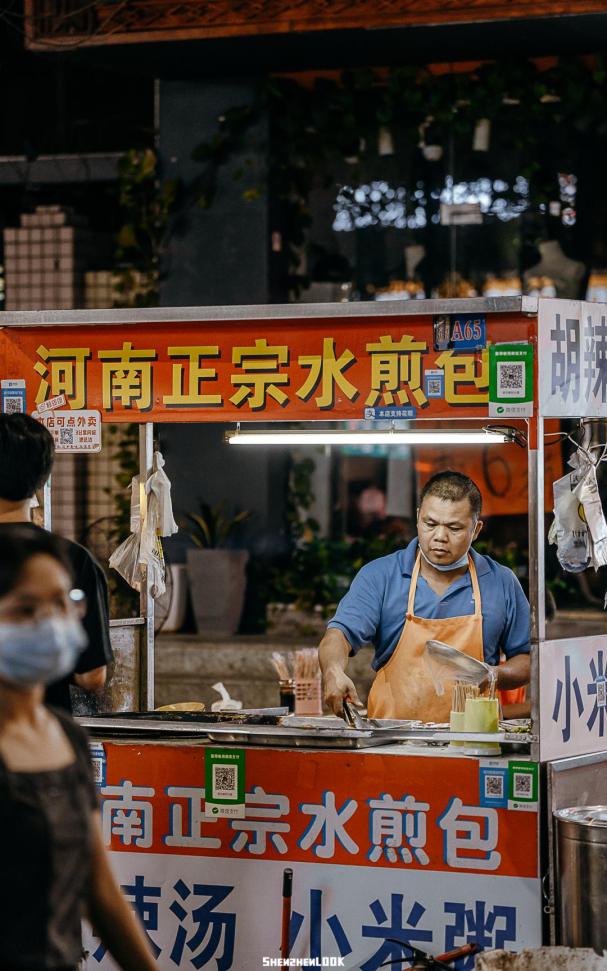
[0,413,112,711]
[0,525,158,971]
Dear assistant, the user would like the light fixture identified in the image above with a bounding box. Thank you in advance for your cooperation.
[226,429,507,447]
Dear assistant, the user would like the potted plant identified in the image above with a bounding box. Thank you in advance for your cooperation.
[184,502,251,636]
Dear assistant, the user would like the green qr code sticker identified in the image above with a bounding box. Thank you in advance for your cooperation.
[512,771,532,800]
[508,760,538,810]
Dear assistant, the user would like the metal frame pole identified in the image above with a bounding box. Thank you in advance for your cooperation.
[528,414,546,712]
[529,412,550,939]
[43,476,52,530]
[139,423,155,710]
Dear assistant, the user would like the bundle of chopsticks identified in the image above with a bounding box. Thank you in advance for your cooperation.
[270,649,320,681]
[451,682,479,713]
[270,652,291,681]
[451,675,497,712]
[294,648,320,681]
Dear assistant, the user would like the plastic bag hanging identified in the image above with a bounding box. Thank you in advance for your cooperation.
[549,467,592,573]
[549,448,607,573]
[109,450,178,598]
[579,461,607,569]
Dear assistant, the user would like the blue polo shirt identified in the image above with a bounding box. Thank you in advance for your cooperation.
[327,538,530,671]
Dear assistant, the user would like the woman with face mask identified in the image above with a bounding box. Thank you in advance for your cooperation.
[0,525,158,971]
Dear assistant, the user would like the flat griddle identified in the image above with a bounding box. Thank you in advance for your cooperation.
[82,708,288,725]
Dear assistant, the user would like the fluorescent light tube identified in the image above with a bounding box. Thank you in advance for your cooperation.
[227,430,506,446]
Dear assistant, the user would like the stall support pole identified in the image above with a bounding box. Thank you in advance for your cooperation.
[528,414,550,937]
[139,423,155,711]
[528,415,546,750]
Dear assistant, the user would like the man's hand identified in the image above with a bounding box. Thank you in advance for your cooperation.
[323,666,362,716]
[318,627,363,717]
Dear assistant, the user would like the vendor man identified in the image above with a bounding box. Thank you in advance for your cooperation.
[319,470,530,721]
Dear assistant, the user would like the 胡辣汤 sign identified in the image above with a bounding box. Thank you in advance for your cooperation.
[539,298,607,418]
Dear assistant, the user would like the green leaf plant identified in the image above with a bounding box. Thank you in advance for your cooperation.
[184,502,252,549]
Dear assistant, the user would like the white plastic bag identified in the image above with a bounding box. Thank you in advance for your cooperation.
[579,461,607,569]
[549,448,607,573]
[108,531,142,590]
[549,456,592,573]
[109,451,178,598]
[139,452,178,598]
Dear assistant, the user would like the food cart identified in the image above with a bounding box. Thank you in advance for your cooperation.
[0,295,605,969]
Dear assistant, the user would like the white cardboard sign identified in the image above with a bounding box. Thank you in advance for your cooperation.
[83,854,542,970]
[539,298,607,417]
[540,634,607,762]
[34,408,102,452]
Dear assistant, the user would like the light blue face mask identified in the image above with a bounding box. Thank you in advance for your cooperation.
[419,546,471,572]
[0,616,87,688]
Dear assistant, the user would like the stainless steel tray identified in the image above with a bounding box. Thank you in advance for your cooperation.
[204,724,405,749]
[79,717,532,750]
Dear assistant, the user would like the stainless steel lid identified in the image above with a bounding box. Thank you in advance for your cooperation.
[425,639,490,683]
[554,806,607,843]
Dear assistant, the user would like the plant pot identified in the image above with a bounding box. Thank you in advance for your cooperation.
[266,603,329,638]
[186,549,249,636]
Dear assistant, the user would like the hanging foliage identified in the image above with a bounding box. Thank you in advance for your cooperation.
[114,148,178,306]
[190,55,607,292]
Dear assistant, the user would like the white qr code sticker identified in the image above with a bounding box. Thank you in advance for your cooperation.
[497,361,525,398]
[484,774,504,799]
[3,396,23,413]
[212,764,238,799]
[1,380,26,414]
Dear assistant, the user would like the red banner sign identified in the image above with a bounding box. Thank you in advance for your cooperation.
[99,742,539,879]
[0,313,531,423]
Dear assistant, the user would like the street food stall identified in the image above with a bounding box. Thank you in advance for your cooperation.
[0,296,605,969]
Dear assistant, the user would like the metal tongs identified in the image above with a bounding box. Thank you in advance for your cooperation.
[342,698,367,731]
[380,940,480,969]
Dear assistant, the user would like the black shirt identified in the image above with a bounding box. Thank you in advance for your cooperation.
[0,708,98,970]
[3,523,113,712]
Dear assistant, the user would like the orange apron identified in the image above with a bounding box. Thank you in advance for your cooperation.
[367,552,484,722]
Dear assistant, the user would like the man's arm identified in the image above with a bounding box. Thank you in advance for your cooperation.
[73,548,113,691]
[74,665,107,693]
[494,652,530,690]
[319,628,362,715]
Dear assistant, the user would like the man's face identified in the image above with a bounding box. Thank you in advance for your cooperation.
[417,494,482,566]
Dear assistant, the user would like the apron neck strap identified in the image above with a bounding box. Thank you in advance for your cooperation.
[409,551,482,617]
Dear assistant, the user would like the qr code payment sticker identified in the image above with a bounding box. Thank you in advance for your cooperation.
[484,774,504,799]
[3,396,24,414]
[213,764,238,799]
[92,758,104,784]
[497,361,525,398]
[513,771,533,799]
[59,427,75,446]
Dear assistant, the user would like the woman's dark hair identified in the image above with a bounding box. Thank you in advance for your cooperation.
[0,414,55,501]
[0,526,72,598]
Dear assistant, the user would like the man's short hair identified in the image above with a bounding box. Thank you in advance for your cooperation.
[419,470,482,519]
[0,414,55,501]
